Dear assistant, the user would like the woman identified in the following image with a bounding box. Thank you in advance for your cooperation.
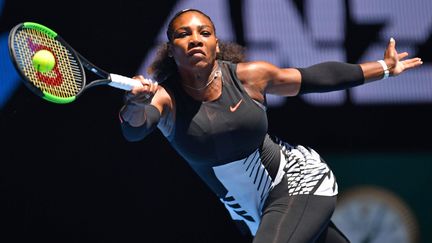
[119,9,422,243]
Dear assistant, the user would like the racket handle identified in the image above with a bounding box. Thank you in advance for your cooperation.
[108,73,144,91]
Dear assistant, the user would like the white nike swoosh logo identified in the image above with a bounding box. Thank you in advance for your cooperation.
[230,99,243,112]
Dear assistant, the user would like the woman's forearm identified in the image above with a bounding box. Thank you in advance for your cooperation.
[297,61,364,94]
[119,104,160,142]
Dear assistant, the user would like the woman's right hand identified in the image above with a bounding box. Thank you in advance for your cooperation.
[124,75,159,107]
[120,75,159,127]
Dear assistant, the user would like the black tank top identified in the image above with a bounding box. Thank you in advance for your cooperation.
[162,60,269,196]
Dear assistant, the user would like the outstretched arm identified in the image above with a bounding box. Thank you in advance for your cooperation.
[256,38,423,96]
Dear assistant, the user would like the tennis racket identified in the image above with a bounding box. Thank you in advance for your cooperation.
[8,22,144,104]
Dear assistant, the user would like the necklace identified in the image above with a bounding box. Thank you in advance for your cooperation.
[182,66,221,91]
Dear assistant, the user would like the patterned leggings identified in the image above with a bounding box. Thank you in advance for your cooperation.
[252,176,350,243]
[252,144,349,242]
[253,165,349,243]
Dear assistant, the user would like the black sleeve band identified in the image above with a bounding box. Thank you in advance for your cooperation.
[297,61,365,94]
[121,105,161,142]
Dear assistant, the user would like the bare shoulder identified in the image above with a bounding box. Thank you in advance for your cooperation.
[236,61,302,97]
[232,61,277,100]
[236,61,278,80]
[236,61,279,88]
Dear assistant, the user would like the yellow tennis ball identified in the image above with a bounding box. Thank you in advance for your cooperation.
[32,49,56,73]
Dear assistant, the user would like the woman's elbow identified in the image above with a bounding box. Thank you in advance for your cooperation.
[120,123,153,142]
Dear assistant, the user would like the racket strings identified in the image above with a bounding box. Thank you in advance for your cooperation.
[13,28,84,98]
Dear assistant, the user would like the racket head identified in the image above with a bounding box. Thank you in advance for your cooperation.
[8,22,86,104]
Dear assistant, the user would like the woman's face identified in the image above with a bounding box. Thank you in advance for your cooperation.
[169,11,219,70]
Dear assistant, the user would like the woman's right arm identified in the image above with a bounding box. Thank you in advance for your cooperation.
[119,76,172,142]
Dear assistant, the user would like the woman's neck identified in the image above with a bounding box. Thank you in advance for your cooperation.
[179,62,222,101]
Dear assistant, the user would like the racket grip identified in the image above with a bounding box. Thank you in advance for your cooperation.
[108,73,144,91]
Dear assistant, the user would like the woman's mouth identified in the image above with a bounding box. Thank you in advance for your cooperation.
[188,49,206,56]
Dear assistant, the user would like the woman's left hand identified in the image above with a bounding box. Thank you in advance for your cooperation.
[384,38,423,77]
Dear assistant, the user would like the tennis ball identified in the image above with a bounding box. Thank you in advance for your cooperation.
[32,49,56,73]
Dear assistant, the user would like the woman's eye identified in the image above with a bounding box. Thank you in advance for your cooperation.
[178,32,188,37]
[175,32,188,38]
[201,31,211,36]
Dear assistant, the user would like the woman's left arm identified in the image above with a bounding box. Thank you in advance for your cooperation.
[264,38,423,96]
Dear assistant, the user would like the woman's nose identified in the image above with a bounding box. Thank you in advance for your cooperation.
[189,32,203,47]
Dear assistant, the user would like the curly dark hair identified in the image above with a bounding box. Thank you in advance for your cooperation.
[147,9,246,82]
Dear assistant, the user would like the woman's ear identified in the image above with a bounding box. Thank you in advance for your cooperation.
[216,39,220,54]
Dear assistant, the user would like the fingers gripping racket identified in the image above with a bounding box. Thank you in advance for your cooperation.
[8,22,142,104]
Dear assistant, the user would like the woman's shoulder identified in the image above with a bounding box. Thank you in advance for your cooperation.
[237,61,279,72]
[235,61,279,83]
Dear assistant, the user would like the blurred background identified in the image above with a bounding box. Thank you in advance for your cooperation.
[0,0,431,242]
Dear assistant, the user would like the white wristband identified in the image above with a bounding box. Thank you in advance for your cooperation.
[377,60,390,79]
